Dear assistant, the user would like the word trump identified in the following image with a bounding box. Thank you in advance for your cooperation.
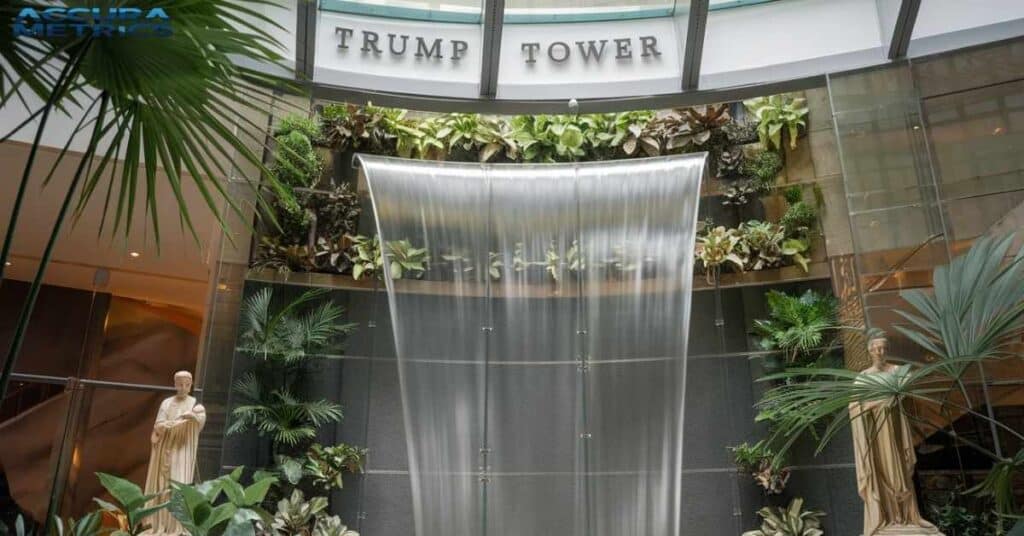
[12,7,172,37]
[335,27,470,61]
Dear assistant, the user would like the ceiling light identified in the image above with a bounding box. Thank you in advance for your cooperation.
[129,251,141,258]
[4,261,10,266]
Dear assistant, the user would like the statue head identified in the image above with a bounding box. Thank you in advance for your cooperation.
[174,370,193,396]
[866,329,887,366]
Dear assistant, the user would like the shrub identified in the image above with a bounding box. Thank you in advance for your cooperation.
[276,114,323,144]
[781,201,818,236]
[743,150,783,192]
[273,130,323,189]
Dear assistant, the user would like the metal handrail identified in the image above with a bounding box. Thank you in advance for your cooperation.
[8,372,203,394]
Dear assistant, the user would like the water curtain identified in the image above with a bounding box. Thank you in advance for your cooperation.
[362,154,705,536]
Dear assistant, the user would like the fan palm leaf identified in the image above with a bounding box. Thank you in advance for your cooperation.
[759,234,1024,516]
[0,0,306,399]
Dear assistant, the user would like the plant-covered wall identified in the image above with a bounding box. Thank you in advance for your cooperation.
[253,96,819,288]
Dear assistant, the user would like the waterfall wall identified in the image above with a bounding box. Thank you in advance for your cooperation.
[362,154,705,536]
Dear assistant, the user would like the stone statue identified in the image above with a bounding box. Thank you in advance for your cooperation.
[849,335,942,536]
[143,371,206,535]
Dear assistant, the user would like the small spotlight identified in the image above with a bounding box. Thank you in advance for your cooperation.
[912,125,921,130]
[4,261,10,266]
[217,283,229,291]
[993,127,1005,136]
[129,251,141,258]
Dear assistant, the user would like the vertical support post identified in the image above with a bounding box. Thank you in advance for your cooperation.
[681,0,710,91]
[479,0,506,98]
[45,378,86,528]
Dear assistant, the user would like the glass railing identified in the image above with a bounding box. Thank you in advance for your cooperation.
[319,0,779,24]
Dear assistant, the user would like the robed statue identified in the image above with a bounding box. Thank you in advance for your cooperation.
[143,371,206,535]
[849,334,942,536]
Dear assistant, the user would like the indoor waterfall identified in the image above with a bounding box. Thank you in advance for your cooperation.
[362,154,705,536]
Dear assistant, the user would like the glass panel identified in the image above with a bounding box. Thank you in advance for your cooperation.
[0,380,72,531]
[57,386,167,520]
[504,0,677,23]
[321,0,483,24]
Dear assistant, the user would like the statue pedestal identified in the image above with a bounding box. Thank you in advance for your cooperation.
[869,526,944,536]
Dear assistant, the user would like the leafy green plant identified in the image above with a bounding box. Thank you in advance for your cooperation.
[566,240,585,274]
[230,288,353,449]
[312,515,359,536]
[276,115,324,145]
[758,235,1024,521]
[272,117,323,190]
[697,226,746,283]
[168,468,276,536]
[744,95,809,151]
[1,513,103,536]
[304,443,367,491]
[272,490,328,536]
[929,501,1000,536]
[346,235,383,281]
[722,182,757,208]
[718,148,745,178]
[754,290,837,366]
[742,150,784,192]
[544,242,561,281]
[511,115,586,162]
[489,252,505,280]
[742,498,824,536]
[728,440,792,494]
[92,472,167,536]
[320,103,399,154]
[781,202,818,237]
[782,237,812,272]
[739,221,786,270]
[783,186,804,205]
[384,239,429,280]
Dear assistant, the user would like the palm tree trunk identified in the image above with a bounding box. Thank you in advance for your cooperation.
[0,45,88,282]
[0,92,110,401]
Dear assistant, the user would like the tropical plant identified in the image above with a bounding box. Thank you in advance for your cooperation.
[754,289,838,367]
[487,252,504,280]
[0,513,103,536]
[718,148,745,178]
[276,115,324,145]
[723,121,761,144]
[739,221,786,271]
[609,111,660,157]
[320,103,399,154]
[306,184,361,244]
[237,288,353,363]
[728,440,791,494]
[92,472,167,536]
[744,94,809,151]
[272,490,328,536]
[683,103,732,130]
[384,239,429,280]
[781,202,818,238]
[253,238,316,274]
[782,237,812,272]
[929,501,1000,536]
[758,235,1024,522]
[658,109,712,153]
[742,498,825,536]
[311,516,359,536]
[566,240,585,274]
[511,115,586,162]
[544,242,562,281]
[230,288,353,449]
[304,443,367,491]
[168,468,276,536]
[346,235,383,281]
[0,0,303,400]
[272,128,324,189]
[696,226,746,283]
[433,113,515,162]
[743,150,784,192]
[722,182,757,208]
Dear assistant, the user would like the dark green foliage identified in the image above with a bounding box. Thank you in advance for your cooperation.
[758,235,1024,521]
[718,148,745,178]
[275,114,323,144]
[783,186,803,205]
[781,201,818,236]
[754,289,838,366]
[230,288,355,449]
[93,472,167,535]
[273,129,323,189]
[743,150,784,191]
[305,184,361,241]
[929,501,1000,536]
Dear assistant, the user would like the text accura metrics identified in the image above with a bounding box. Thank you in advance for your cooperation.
[12,7,173,38]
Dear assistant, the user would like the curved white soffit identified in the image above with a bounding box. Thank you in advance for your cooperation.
[311,0,1024,102]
